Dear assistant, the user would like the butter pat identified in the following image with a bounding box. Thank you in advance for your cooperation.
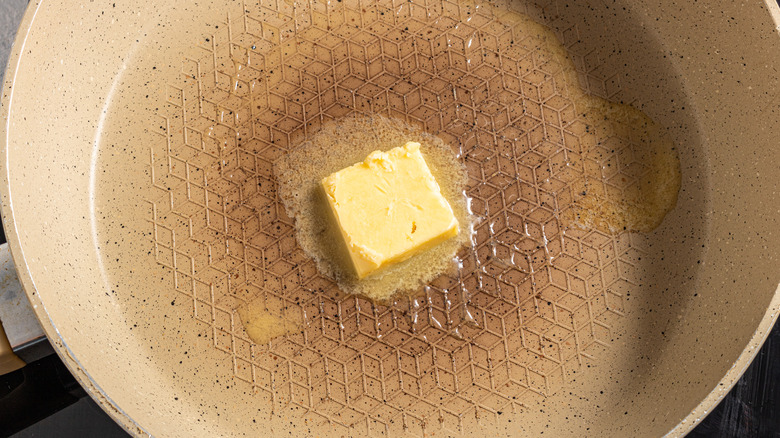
[321,142,459,279]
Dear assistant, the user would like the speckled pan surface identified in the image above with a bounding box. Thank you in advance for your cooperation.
[2,0,780,436]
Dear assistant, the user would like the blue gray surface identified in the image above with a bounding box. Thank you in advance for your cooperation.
[0,0,28,86]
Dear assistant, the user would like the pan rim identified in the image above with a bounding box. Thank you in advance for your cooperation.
[663,3,780,433]
[0,0,148,436]
[667,289,780,437]
[1,1,779,437]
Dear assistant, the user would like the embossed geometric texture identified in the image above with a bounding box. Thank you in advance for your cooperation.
[148,0,645,435]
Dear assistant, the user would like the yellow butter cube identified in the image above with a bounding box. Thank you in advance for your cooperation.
[321,142,459,279]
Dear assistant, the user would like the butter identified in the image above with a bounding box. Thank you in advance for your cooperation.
[321,142,459,279]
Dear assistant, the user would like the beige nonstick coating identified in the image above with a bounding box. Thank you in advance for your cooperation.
[2,0,780,436]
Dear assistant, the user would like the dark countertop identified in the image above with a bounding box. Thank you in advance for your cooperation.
[0,1,778,436]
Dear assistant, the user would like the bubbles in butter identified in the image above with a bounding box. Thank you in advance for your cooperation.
[275,115,473,303]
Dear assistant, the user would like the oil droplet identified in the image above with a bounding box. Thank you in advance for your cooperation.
[237,300,303,345]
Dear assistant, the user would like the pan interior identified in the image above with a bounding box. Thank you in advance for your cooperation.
[11,0,721,436]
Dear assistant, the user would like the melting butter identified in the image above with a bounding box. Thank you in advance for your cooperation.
[321,142,460,279]
[275,115,472,303]
[489,8,681,233]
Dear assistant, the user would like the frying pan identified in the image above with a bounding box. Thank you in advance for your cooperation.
[1,0,780,436]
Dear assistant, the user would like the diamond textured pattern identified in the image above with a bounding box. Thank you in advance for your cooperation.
[148,0,645,434]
